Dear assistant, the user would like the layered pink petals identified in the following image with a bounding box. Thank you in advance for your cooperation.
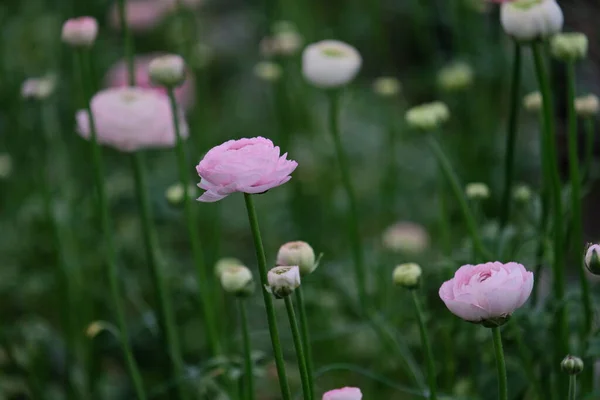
[195,137,297,202]
[322,387,362,400]
[439,261,533,322]
[76,87,188,152]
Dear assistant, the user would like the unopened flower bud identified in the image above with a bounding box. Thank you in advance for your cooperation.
[561,355,584,375]
[215,258,244,278]
[267,266,301,298]
[501,0,563,41]
[373,77,401,97]
[61,17,98,47]
[393,263,422,289]
[575,94,599,117]
[276,241,316,275]
[220,265,254,297]
[584,244,600,275]
[513,184,532,202]
[551,33,588,61]
[405,101,450,130]
[466,182,490,200]
[149,55,186,87]
[437,62,474,92]
[0,154,12,179]
[165,183,197,206]
[302,40,362,88]
[253,61,283,82]
[21,75,56,100]
[382,222,429,254]
[86,321,109,338]
[523,91,542,112]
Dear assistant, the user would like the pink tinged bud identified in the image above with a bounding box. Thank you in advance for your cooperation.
[276,241,316,275]
[61,17,98,47]
[322,387,363,400]
[439,261,534,327]
[75,87,188,152]
[267,266,301,298]
[195,137,298,202]
[584,244,600,275]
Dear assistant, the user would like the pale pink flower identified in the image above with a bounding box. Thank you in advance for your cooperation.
[195,137,298,202]
[76,87,188,152]
[108,0,168,33]
[105,54,195,110]
[322,387,362,400]
[61,17,98,47]
[439,261,533,324]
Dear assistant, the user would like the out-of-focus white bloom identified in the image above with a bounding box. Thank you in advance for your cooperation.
[513,184,532,202]
[405,101,450,130]
[276,241,317,276]
[148,54,187,87]
[220,265,254,296]
[302,40,362,88]
[501,0,563,41]
[523,91,542,112]
[393,263,422,289]
[0,154,12,179]
[267,266,301,298]
[372,77,401,97]
[61,16,98,47]
[551,33,588,61]
[437,62,474,92]
[382,222,429,254]
[21,75,57,100]
[215,258,244,278]
[575,94,599,117]
[465,182,490,200]
[260,20,303,56]
[165,183,196,206]
[253,61,283,81]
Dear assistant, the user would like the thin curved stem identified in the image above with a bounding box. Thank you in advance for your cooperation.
[295,287,315,398]
[243,194,292,400]
[284,296,312,400]
[238,299,255,400]
[167,89,221,355]
[491,327,508,400]
[531,43,569,389]
[76,49,146,400]
[327,90,368,305]
[411,291,437,400]
[500,42,522,228]
[425,135,491,260]
[130,153,187,400]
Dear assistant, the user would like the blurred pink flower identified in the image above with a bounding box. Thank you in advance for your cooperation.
[322,387,362,400]
[105,54,195,110]
[76,87,188,152]
[195,137,298,202]
[61,16,98,47]
[108,0,168,33]
[439,261,533,324]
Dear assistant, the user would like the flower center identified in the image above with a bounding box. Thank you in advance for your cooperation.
[321,47,346,58]
[478,271,492,282]
[274,267,291,275]
[120,91,139,103]
[510,0,543,10]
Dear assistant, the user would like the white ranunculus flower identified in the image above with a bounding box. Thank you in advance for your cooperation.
[302,40,362,88]
[501,0,563,41]
[267,266,301,298]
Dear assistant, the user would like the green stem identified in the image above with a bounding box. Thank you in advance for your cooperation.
[568,375,576,400]
[531,43,569,388]
[565,62,592,336]
[583,118,595,182]
[243,194,292,400]
[500,42,522,228]
[76,49,146,400]
[425,135,491,260]
[167,89,221,355]
[327,90,368,305]
[411,291,437,400]
[284,296,312,400]
[295,287,315,398]
[130,152,187,400]
[117,0,136,87]
[491,327,508,400]
[238,299,255,400]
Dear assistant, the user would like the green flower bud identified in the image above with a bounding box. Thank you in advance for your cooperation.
[561,355,584,375]
[393,263,422,289]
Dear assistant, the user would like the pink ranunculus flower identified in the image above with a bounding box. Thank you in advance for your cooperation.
[61,16,98,47]
[439,261,533,326]
[322,387,362,400]
[105,54,195,110]
[76,87,188,152]
[195,137,298,202]
[108,0,168,33]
